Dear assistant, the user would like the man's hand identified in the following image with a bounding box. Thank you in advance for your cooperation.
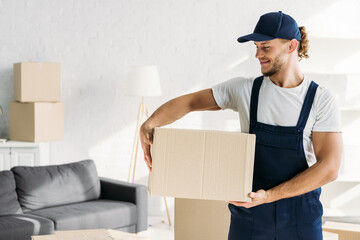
[140,122,154,172]
[227,189,269,208]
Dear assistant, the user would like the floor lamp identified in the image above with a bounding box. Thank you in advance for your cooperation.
[126,65,172,226]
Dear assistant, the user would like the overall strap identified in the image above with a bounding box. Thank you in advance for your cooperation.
[296,81,319,131]
[249,76,264,129]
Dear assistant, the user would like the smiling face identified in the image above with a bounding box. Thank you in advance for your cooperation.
[254,39,290,77]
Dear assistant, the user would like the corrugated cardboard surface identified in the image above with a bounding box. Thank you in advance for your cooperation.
[10,102,64,142]
[323,221,360,240]
[149,127,256,202]
[175,198,230,240]
[31,229,148,240]
[14,62,60,102]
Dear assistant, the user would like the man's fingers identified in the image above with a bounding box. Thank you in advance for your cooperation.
[149,133,154,145]
[146,158,152,172]
[140,124,154,172]
[144,155,152,172]
[227,201,251,208]
[143,145,152,171]
[145,145,152,167]
[227,190,266,209]
[142,135,153,146]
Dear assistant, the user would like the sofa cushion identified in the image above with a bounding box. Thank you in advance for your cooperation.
[28,199,137,230]
[0,214,54,240]
[12,159,101,211]
[0,170,23,216]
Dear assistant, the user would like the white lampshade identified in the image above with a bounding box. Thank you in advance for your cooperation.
[126,65,162,97]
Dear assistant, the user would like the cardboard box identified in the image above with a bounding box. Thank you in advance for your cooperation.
[175,198,230,240]
[14,62,60,102]
[323,221,360,240]
[149,127,256,202]
[10,102,64,142]
[31,229,148,240]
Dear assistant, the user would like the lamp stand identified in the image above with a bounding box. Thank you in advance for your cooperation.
[128,97,172,226]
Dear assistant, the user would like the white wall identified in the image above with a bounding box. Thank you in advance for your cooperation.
[0,0,359,217]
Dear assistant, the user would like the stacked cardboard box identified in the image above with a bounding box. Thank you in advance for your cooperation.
[175,198,230,240]
[10,62,64,142]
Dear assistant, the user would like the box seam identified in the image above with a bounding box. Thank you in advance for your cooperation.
[201,133,206,199]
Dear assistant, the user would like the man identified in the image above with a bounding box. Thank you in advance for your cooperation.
[140,11,343,239]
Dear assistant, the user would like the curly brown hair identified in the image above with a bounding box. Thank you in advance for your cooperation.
[298,26,309,61]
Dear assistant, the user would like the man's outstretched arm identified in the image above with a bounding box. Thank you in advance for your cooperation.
[140,89,221,171]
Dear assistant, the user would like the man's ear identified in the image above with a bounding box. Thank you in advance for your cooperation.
[289,39,298,54]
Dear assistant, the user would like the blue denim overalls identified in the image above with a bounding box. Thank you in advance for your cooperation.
[228,76,323,240]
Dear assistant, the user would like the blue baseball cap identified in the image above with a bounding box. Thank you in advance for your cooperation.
[237,11,301,43]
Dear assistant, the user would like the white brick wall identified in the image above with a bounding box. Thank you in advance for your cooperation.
[0,0,359,216]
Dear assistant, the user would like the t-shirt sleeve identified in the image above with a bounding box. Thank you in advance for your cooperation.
[312,87,342,132]
[211,77,246,112]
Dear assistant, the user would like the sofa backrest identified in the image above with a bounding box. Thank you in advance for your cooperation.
[12,159,101,211]
[0,170,23,216]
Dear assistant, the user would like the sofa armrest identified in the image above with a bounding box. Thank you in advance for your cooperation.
[99,177,148,232]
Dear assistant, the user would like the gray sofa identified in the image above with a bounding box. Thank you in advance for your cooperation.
[0,159,148,240]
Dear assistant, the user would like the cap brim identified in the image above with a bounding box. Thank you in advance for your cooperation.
[237,33,276,43]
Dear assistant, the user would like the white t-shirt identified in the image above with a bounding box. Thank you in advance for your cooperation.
[211,75,341,167]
